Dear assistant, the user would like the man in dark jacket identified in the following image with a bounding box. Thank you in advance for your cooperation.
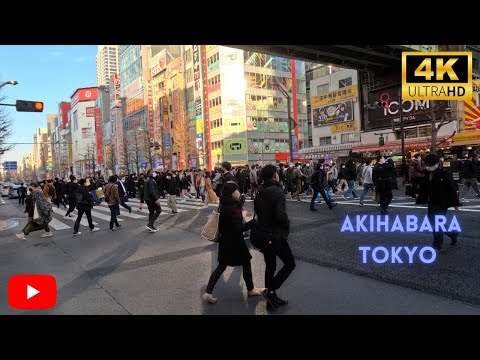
[343,159,358,199]
[373,156,395,215]
[254,164,295,310]
[416,154,460,251]
[144,169,162,232]
[310,160,337,211]
[73,179,100,235]
[165,172,179,214]
[460,154,480,200]
[64,175,79,218]
[116,176,132,214]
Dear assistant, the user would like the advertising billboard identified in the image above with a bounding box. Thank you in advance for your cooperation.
[109,74,122,109]
[463,80,480,131]
[151,49,167,77]
[224,138,247,155]
[312,99,353,127]
[311,85,358,108]
[219,46,247,158]
[366,85,447,130]
[86,107,95,117]
[71,87,98,108]
[193,45,204,152]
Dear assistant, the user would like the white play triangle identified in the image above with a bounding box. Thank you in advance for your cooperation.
[27,285,40,300]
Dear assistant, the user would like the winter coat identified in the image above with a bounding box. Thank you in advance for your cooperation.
[344,161,357,181]
[205,178,218,202]
[66,182,79,201]
[76,184,93,210]
[31,188,52,225]
[166,178,177,195]
[254,180,290,248]
[104,183,120,206]
[373,161,395,191]
[416,168,460,210]
[144,176,160,201]
[461,159,478,179]
[217,196,255,266]
[409,159,425,179]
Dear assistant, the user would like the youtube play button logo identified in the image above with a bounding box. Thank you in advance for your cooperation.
[8,275,56,310]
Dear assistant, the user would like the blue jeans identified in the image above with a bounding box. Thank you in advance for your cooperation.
[344,180,358,198]
[359,183,374,204]
[89,190,100,205]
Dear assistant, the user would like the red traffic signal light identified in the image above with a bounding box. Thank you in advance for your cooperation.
[15,100,44,112]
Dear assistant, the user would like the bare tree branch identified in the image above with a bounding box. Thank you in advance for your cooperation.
[0,94,14,156]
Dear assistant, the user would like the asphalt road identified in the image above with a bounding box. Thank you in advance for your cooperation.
[0,185,479,314]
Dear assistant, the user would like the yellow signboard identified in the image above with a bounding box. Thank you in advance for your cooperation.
[331,121,356,133]
[223,117,246,133]
[311,85,358,108]
[196,118,203,134]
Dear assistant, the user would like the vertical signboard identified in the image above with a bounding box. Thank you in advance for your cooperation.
[219,46,247,162]
[193,45,204,166]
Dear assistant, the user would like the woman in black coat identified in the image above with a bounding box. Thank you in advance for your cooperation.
[202,182,263,304]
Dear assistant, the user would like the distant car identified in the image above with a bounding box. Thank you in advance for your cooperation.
[2,185,11,197]
[8,185,22,199]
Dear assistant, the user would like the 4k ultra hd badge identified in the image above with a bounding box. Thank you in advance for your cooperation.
[402,52,472,100]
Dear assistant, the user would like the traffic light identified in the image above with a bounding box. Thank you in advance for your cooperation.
[15,100,44,112]
[379,136,385,146]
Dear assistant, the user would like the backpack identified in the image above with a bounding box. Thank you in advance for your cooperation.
[76,188,89,204]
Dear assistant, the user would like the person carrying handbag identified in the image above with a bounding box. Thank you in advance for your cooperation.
[202,182,264,304]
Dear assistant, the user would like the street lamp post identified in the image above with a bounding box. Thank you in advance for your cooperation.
[0,80,18,89]
[274,81,294,163]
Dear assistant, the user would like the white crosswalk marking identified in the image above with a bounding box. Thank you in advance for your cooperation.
[51,207,99,227]
[48,217,71,230]
[90,209,124,222]
[95,203,147,218]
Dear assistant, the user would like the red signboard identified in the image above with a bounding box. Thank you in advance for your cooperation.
[148,80,154,137]
[95,107,103,164]
[86,107,95,117]
[71,87,98,108]
[59,102,71,129]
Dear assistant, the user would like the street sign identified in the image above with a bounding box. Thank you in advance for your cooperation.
[3,161,17,170]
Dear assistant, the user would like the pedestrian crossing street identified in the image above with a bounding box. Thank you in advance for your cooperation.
[46,197,220,231]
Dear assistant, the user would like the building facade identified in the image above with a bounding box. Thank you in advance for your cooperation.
[96,45,119,87]
[69,87,98,177]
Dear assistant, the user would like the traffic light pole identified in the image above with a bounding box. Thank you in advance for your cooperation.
[399,96,405,165]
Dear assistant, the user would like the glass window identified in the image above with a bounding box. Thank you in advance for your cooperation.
[317,84,329,95]
[341,133,355,144]
[404,128,418,139]
[338,77,353,88]
[418,126,432,137]
[319,136,331,145]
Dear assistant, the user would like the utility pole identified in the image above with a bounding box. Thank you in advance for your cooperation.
[275,81,293,163]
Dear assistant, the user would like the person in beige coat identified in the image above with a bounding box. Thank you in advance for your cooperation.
[203,171,218,208]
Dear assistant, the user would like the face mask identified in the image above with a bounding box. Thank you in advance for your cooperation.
[426,165,438,172]
[306,164,310,167]
[152,172,157,177]
[167,176,171,179]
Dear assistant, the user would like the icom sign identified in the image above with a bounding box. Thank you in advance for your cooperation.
[71,87,98,108]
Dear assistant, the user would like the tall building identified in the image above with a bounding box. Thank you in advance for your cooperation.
[203,46,307,168]
[96,45,119,87]
[46,114,57,176]
[69,87,98,177]
[32,128,48,179]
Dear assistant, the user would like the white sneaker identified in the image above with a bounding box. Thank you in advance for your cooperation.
[91,227,100,232]
[63,215,70,219]
[41,232,53,238]
[73,232,81,236]
[16,233,27,240]
[202,293,217,304]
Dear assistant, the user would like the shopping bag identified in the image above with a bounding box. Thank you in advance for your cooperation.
[201,208,220,242]
[33,202,40,220]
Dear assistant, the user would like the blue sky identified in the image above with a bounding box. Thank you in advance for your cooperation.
[0,45,97,164]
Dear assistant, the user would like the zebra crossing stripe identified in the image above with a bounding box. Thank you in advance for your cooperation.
[94,204,147,219]
[51,207,99,227]
[48,217,71,230]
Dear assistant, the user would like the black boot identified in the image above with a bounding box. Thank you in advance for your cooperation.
[261,289,278,310]
[273,292,288,306]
